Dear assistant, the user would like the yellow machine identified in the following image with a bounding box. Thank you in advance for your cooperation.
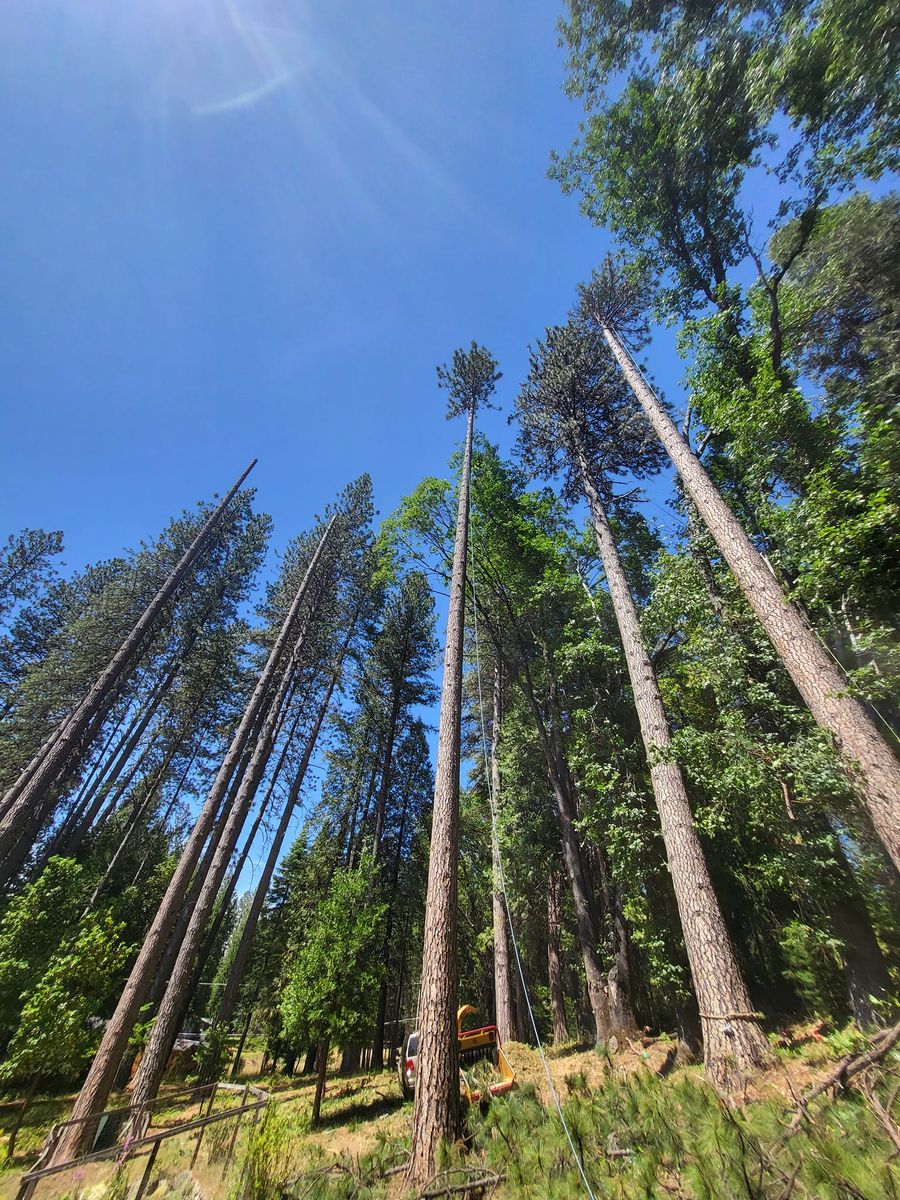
[456,1005,515,1103]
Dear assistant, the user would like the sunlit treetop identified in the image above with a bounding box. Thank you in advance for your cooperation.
[514,321,666,505]
[576,253,653,345]
[436,341,502,420]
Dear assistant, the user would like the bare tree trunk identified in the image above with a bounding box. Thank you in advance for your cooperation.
[489,661,515,1045]
[0,462,257,869]
[7,1075,38,1160]
[371,746,418,1069]
[55,514,333,1162]
[60,656,181,861]
[84,708,207,914]
[491,616,610,1042]
[128,622,312,1114]
[371,686,404,864]
[829,892,894,1030]
[575,445,771,1090]
[188,678,303,985]
[512,953,529,1043]
[592,846,637,1034]
[407,404,473,1184]
[209,640,349,1051]
[547,872,569,1045]
[602,326,900,872]
[388,930,409,1067]
[344,749,382,869]
[312,1039,329,1126]
[229,1009,254,1080]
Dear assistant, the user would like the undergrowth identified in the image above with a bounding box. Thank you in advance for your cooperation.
[280,1057,900,1199]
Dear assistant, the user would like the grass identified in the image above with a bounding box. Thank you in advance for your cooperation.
[0,1025,896,1200]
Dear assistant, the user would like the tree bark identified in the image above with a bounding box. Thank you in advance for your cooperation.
[575,444,771,1089]
[472,569,613,1042]
[209,639,350,1055]
[407,404,473,1184]
[84,707,207,914]
[592,846,637,1035]
[371,742,418,1069]
[602,325,900,872]
[0,462,257,869]
[489,660,515,1046]
[55,513,333,1163]
[312,1039,329,1125]
[829,892,893,1030]
[516,663,611,1042]
[547,872,569,1045]
[371,682,405,865]
[229,1009,254,1080]
[59,654,182,861]
[7,1075,37,1160]
[127,619,312,1115]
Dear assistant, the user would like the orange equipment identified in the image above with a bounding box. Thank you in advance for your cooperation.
[456,1005,515,1103]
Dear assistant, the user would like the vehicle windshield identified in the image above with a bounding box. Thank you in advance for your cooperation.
[407,1032,419,1056]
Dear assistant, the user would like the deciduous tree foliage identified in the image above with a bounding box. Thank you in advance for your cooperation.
[280,860,385,1123]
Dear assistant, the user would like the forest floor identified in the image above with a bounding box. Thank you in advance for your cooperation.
[0,1021,891,1200]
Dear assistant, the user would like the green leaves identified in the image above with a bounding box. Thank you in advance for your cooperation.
[0,907,128,1086]
[279,859,386,1048]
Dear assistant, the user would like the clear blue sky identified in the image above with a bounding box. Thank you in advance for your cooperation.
[2,0,690,568]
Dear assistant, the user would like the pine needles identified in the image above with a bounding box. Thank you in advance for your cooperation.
[277,1058,900,1199]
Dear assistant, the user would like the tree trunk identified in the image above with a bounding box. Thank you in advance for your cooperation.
[0,462,257,869]
[371,685,404,865]
[575,445,771,1090]
[602,325,900,873]
[489,661,515,1046]
[406,404,473,1184]
[187,677,303,996]
[547,873,569,1045]
[388,934,408,1067]
[504,643,611,1042]
[829,893,893,1030]
[55,514,333,1163]
[592,846,637,1035]
[85,719,205,914]
[370,733,422,1070]
[339,1046,360,1076]
[512,953,529,1043]
[825,829,894,1030]
[7,1075,37,1160]
[229,1009,254,1080]
[312,1039,329,1125]
[208,643,349,1065]
[60,655,182,860]
[127,622,311,1116]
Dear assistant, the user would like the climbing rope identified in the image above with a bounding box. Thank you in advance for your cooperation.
[467,502,600,1200]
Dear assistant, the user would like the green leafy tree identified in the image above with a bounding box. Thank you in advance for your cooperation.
[280,860,385,1123]
[0,909,128,1156]
[0,857,85,1049]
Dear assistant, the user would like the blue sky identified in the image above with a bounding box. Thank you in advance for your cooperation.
[1,1,698,888]
[2,0,689,572]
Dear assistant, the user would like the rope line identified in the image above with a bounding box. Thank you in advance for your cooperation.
[467,504,599,1200]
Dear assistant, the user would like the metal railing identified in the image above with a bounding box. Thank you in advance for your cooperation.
[16,1081,269,1200]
